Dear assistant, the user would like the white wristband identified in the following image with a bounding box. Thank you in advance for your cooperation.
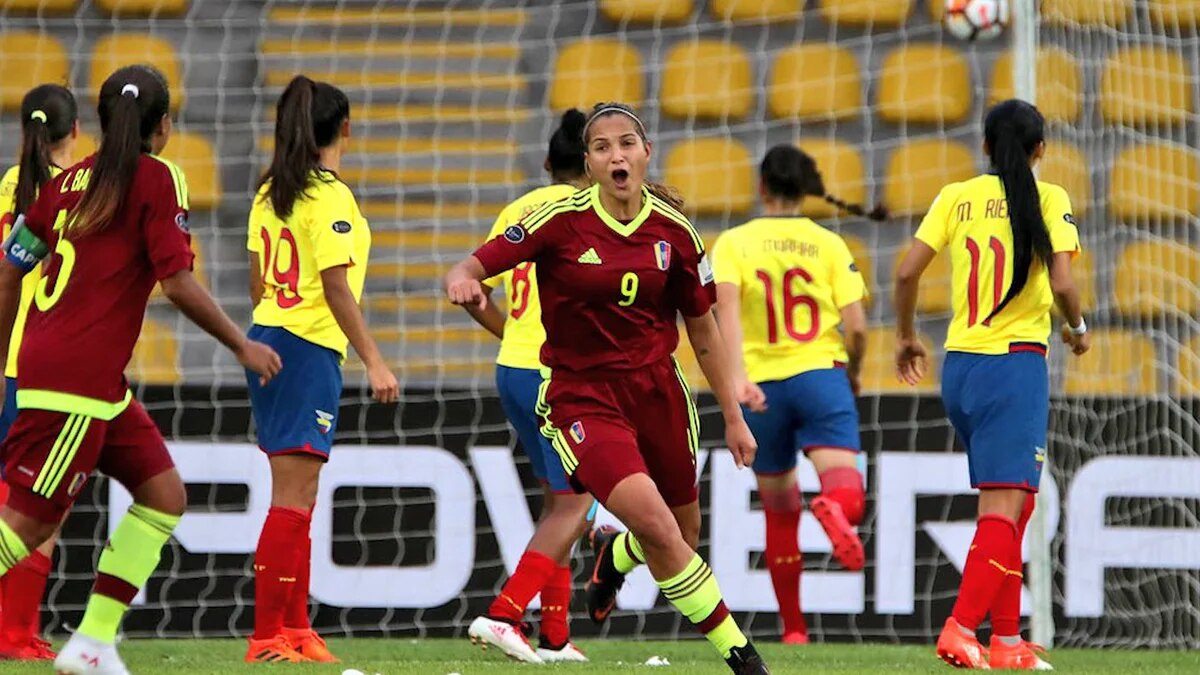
[1069,318,1087,335]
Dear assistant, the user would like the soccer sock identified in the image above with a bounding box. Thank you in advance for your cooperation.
[78,504,181,644]
[611,531,645,574]
[818,466,866,526]
[488,550,557,623]
[990,493,1036,637]
[761,484,805,636]
[951,514,1020,632]
[252,506,308,640]
[539,565,572,647]
[284,507,314,631]
[658,554,748,659]
[0,549,50,642]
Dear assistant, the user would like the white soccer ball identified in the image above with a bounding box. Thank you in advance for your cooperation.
[944,0,1010,41]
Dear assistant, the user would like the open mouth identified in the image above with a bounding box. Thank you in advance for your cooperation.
[611,169,629,189]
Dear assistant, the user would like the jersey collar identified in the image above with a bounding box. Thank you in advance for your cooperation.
[589,184,653,237]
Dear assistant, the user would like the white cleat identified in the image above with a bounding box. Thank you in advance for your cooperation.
[54,633,131,675]
[537,642,589,663]
[467,615,544,664]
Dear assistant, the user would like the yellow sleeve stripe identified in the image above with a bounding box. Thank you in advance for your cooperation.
[148,155,190,210]
[649,197,705,253]
[524,191,591,234]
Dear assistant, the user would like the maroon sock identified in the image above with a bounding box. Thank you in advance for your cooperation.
[284,507,314,631]
[539,565,572,647]
[253,507,309,640]
[951,514,1020,631]
[989,494,1036,636]
[818,466,865,525]
[761,484,806,636]
[0,550,50,642]
[488,550,558,623]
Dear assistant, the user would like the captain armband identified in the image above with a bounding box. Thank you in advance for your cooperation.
[2,215,49,273]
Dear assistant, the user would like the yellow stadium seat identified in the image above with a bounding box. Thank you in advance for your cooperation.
[0,0,76,12]
[128,319,181,385]
[91,34,185,111]
[1100,46,1192,127]
[1177,335,1200,397]
[160,132,221,209]
[1071,250,1096,312]
[1150,0,1200,31]
[1038,141,1091,218]
[96,0,187,16]
[894,242,953,315]
[1110,142,1200,221]
[769,45,862,121]
[820,0,913,27]
[1041,0,1132,28]
[1113,239,1200,317]
[861,327,938,394]
[990,48,1082,124]
[843,235,872,296]
[709,0,799,23]
[884,140,977,217]
[878,44,971,125]
[549,39,643,110]
[1063,329,1157,396]
[796,138,867,219]
[661,40,753,121]
[600,0,691,24]
[0,32,69,111]
[664,138,754,216]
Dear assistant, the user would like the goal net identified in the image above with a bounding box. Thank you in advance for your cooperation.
[0,0,1195,648]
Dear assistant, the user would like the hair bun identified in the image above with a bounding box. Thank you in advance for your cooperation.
[560,108,586,136]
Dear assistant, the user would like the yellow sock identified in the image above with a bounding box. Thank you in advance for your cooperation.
[657,554,748,658]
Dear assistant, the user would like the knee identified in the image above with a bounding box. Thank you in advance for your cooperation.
[626,512,683,554]
[148,477,187,517]
[272,475,318,510]
[680,519,700,551]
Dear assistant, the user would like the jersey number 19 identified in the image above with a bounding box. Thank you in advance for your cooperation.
[259,228,302,309]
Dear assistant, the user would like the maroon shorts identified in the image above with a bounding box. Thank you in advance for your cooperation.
[538,358,700,507]
[1,400,175,522]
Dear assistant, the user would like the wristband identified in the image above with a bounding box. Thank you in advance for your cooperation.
[1069,318,1087,335]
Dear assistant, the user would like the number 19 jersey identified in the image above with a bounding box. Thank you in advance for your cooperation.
[711,217,866,384]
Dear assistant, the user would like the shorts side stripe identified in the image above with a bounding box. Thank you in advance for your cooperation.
[535,375,579,473]
[32,414,83,495]
[671,358,700,458]
[41,416,92,497]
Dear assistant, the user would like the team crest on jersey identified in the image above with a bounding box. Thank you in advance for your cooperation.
[316,409,334,434]
[504,224,526,243]
[654,241,671,271]
[569,420,586,444]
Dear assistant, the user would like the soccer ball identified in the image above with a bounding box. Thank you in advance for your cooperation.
[944,0,1009,41]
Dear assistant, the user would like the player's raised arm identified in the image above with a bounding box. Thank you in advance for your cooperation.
[447,194,560,310]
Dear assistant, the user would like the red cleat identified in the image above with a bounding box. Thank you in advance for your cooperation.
[0,634,56,661]
[989,638,1053,670]
[936,618,990,669]
[782,631,809,645]
[811,496,865,571]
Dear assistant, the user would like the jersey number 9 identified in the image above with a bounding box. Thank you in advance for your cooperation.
[259,227,302,309]
[755,267,819,344]
[618,272,639,307]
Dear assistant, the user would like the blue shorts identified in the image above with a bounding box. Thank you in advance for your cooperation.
[744,367,861,475]
[942,351,1048,491]
[0,377,16,441]
[246,325,342,460]
[496,365,572,493]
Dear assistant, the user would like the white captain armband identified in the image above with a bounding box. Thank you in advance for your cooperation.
[2,215,49,274]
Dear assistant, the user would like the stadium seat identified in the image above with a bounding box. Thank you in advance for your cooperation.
[0,0,76,12]
[820,0,913,27]
[844,235,872,296]
[1110,141,1200,221]
[1177,334,1200,397]
[661,40,753,121]
[128,318,181,385]
[709,0,799,23]
[91,34,184,110]
[1100,46,1192,127]
[1150,0,1200,31]
[1041,0,1131,27]
[796,138,867,219]
[769,45,862,121]
[160,132,221,210]
[878,44,971,125]
[862,327,938,393]
[0,32,69,111]
[96,0,188,16]
[990,48,1082,124]
[1038,141,1091,218]
[600,0,691,24]
[1113,239,1200,318]
[894,242,953,315]
[1071,250,1097,312]
[75,131,99,159]
[549,39,643,110]
[1063,329,1157,396]
[664,138,754,216]
[884,140,976,217]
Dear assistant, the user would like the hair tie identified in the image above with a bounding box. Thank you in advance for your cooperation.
[121,84,140,99]
[29,110,47,123]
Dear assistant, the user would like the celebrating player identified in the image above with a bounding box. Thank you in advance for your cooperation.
[893,99,1088,670]
[447,102,769,675]
[712,144,885,645]
[244,74,398,664]
[0,64,280,675]
[462,109,592,664]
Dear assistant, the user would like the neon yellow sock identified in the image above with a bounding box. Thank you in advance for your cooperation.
[612,532,645,574]
[0,518,31,574]
[658,554,748,658]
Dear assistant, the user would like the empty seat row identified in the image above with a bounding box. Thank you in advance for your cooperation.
[54,130,219,210]
[0,0,187,16]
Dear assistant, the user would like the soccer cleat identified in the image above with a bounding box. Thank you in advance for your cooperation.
[781,631,809,645]
[536,640,589,662]
[988,638,1053,670]
[585,526,627,624]
[244,635,310,663]
[936,618,990,669]
[53,633,130,675]
[810,496,865,571]
[0,634,57,660]
[725,642,771,674]
[467,615,543,664]
[284,627,340,663]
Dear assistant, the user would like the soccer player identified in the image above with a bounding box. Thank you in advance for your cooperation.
[244,74,398,664]
[894,99,1089,670]
[447,102,770,675]
[711,144,885,645]
[0,64,281,675]
[0,83,79,661]
[462,109,592,664]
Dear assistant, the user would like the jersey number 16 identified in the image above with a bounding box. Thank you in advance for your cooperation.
[755,267,819,344]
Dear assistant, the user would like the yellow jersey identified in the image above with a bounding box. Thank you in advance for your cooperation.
[712,217,867,383]
[915,174,1079,355]
[247,171,371,357]
[482,183,581,370]
[0,164,62,379]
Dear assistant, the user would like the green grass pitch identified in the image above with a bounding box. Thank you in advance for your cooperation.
[3,639,1197,674]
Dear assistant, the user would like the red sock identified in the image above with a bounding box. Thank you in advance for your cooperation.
[0,550,50,643]
[990,494,1036,636]
[761,484,806,636]
[539,565,572,647]
[284,507,314,631]
[488,550,558,623]
[253,506,309,640]
[952,514,1020,631]
[818,466,865,526]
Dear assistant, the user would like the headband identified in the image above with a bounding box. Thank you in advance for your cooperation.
[582,107,646,141]
[29,110,47,123]
[121,84,140,99]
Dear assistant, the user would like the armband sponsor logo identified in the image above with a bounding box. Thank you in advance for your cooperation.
[175,212,189,233]
[504,225,526,243]
[850,262,860,273]
[698,254,714,284]
[1063,213,1075,225]
[331,220,352,234]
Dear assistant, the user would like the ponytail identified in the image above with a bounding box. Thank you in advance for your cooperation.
[259,75,350,220]
[822,193,888,221]
[646,181,685,211]
[760,144,888,221]
[14,84,77,216]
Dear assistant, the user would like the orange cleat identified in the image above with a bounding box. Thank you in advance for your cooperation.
[936,617,990,669]
[245,635,309,663]
[0,634,56,660]
[988,638,1053,670]
[782,631,809,645]
[811,496,865,571]
[284,627,340,663]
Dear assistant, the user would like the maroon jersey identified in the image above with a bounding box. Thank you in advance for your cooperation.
[474,185,715,374]
[16,154,193,415]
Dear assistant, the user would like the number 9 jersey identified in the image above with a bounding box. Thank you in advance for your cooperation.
[247,172,371,358]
